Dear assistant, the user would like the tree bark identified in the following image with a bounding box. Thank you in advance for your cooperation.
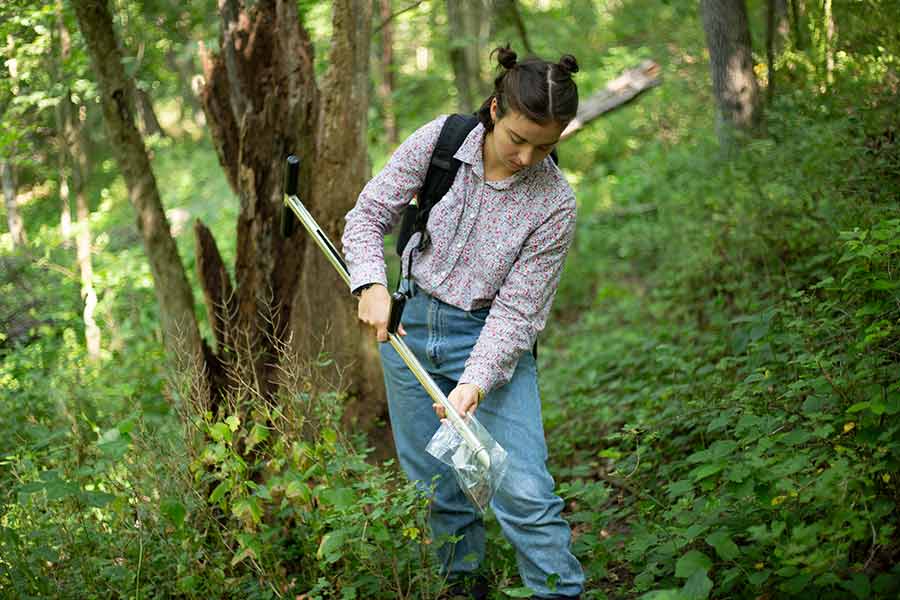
[137,88,167,137]
[290,0,385,431]
[447,0,490,113]
[56,3,74,244]
[824,0,835,88]
[72,0,201,365]
[377,0,398,146]
[790,0,805,50]
[198,0,385,436]
[1,160,26,247]
[700,0,764,146]
[493,0,533,56]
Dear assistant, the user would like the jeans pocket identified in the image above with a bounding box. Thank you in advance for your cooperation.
[465,306,491,323]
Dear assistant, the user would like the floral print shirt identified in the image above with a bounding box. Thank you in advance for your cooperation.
[342,115,576,393]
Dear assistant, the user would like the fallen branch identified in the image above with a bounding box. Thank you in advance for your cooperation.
[561,60,662,141]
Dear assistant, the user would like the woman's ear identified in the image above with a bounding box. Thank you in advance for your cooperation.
[490,97,498,123]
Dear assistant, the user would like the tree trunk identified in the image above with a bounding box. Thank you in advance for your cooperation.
[493,0,533,56]
[60,90,102,359]
[377,0,398,146]
[700,0,764,147]
[824,0,835,88]
[790,0,805,50]
[137,88,167,137]
[198,0,384,436]
[292,0,383,432]
[447,0,490,113]
[1,160,26,247]
[56,0,73,245]
[72,0,201,366]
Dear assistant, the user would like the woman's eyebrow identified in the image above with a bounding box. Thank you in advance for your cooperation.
[508,127,558,147]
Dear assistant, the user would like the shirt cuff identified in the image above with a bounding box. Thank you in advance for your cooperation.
[459,363,500,397]
[348,262,388,295]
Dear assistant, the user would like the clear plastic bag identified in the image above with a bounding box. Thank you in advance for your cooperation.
[425,415,509,513]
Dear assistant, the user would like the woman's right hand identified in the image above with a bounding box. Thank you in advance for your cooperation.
[358,284,406,342]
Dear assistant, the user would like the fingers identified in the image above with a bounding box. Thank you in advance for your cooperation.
[398,323,407,337]
[375,325,388,343]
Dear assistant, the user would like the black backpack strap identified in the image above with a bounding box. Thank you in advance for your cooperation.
[395,114,480,258]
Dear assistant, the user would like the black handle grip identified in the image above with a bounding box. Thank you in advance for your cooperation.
[285,155,300,197]
[282,155,300,238]
[281,204,296,238]
[387,291,406,335]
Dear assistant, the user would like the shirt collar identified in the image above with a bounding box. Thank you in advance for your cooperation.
[454,121,533,190]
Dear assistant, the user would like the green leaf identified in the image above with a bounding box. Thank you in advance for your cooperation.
[843,573,871,600]
[640,590,685,600]
[81,490,116,508]
[209,422,231,443]
[748,570,771,586]
[230,545,256,566]
[502,587,535,598]
[675,550,712,578]
[689,463,723,481]
[209,479,232,504]
[226,415,240,432]
[681,569,713,600]
[285,479,311,503]
[232,497,262,525]
[246,423,269,451]
[319,486,355,510]
[705,530,740,560]
[161,498,187,528]
[317,530,347,563]
[322,428,338,446]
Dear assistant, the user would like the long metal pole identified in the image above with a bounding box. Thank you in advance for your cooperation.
[283,157,490,470]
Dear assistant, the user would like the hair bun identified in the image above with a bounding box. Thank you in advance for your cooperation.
[495,45,518,70]
[557,54,579,76]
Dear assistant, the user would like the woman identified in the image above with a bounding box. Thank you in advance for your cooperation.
[342,46,585,599]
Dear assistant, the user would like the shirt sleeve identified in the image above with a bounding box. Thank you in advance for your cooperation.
[341,115,448,293]
[459,200,577,393]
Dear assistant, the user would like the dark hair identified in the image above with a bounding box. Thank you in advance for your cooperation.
[477,45,579,133]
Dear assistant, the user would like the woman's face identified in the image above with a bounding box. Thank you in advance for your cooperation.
[489,99,565,174]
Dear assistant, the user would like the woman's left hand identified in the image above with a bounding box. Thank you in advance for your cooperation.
[434,383,482,420]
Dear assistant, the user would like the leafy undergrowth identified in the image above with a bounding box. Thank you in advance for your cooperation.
[539,76,900,599]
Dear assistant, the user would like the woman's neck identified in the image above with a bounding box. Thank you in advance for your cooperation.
[482,131,514,181]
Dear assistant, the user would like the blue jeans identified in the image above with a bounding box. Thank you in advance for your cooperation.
[379,283,585,598]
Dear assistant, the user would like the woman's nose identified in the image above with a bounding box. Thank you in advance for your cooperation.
[519,148,536,166]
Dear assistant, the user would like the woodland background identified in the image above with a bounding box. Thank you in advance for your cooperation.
[1,0,898,598]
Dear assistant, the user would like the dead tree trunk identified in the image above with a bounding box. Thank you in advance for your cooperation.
[72,0,201,365]
[700,0,764,146]
[560,61,662,141]
[198,0,385,434]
